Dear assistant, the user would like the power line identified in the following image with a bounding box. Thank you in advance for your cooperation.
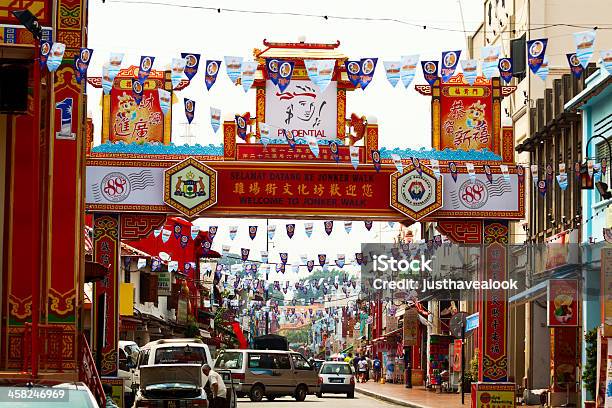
[105,0,611,34]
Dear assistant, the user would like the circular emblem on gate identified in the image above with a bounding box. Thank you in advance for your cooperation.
[458,179,489,209]
[101,172,131,202]
[400,174,433,207]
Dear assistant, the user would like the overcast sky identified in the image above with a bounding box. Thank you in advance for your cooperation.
[86,0,482,275]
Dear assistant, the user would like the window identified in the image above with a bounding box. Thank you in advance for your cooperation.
[291,354,312,370]
[216,351,244,369]
[154,346,206,365]
[137,349,150,368]
[511,33,527,82]
[275,354,292,369]
[321,363,352,375]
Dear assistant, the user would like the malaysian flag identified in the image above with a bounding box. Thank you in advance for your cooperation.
[84,226,93,254]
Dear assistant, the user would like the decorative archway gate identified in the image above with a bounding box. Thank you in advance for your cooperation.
[85,40,522,388]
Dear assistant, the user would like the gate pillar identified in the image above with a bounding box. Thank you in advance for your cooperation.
[92,213,121,376]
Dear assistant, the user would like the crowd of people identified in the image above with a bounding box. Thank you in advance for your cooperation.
[341,353,385,383]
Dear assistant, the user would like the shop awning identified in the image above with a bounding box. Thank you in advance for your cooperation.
[85,261,108,282]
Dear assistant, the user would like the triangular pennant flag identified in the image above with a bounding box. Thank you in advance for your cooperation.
[306,135,319,157]
[498,57,513,83]
[267,224,276,240]
[304,223,313,238]
[364,221,373,231]
[400,55,419,89]
[190,225,200,240]
[248,225,258,240]
[170,57,186,89]
[574,30,596,68]
[210,107,221,133]
[286,223,295,239]
[158,89,171,116]
[204,60,221,90]
[224,56,243,84]
[383,61,401,87]
[181,53,201,81]
[421,60,439,85]
[460,59,478,85]
[441,50,461,82]
[241,61,258,92]
[527,38,548,73]
[358,58,377,90]
[391,154,403,173]
[324,221,333,236]
[137,56,155,84]
[229,226,238,240]
[481,45,500,79]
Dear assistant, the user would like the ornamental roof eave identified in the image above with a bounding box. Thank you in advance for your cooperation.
[255,40,346,61]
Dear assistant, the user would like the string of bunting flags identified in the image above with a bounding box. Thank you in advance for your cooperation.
[37,31,611,128]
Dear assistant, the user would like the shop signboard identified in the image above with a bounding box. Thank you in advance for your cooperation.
[157,272,171,296]
[547,279,579,327]
[264,80,338,141]
[471,382,515,408]
[602,248,612,337]
[177,298,188,324]
[86,161,524,220]
[606,338,612,408]
[403,308,418,346]
[465,312,479,332]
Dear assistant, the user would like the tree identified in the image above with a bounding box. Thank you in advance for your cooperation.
[583,328,598,400]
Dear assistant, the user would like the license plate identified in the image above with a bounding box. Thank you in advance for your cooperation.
[329,378,344,383]
[222,373,230,381]
[164,401,180,408]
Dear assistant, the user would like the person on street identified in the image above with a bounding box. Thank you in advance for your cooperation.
[202,364,228,408]
[386,359,395,383]
[344,352,352,363]
[352,353,361,378]
[102,384,118,408]
[373,356,381,383]
[365,355,372,382]
[358,357,368,383]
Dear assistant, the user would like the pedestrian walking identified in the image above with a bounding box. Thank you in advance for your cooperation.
[358,358,368,383]
[386,359,395,383]
[365,355,372,382]
[352,353,361,377]
[373,356,381,383]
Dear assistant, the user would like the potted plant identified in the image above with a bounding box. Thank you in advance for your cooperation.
[583,328,597,408]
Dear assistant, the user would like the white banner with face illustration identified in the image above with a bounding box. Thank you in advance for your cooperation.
[264,79,337,141]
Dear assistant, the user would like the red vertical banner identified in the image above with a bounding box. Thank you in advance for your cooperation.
[479,220,508,382]
[547,279,579,327]
[93,214,120,376]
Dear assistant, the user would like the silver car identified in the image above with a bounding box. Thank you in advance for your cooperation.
[316,362,355,398]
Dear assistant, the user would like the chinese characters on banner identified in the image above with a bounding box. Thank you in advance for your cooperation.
[440,83,493,151]
[218,165,389,216]
[109,79,165,143]
[481,221,508,382]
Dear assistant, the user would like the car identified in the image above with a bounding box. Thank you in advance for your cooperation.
[131,338,213,394]
[316,361,355,398]
[312,359,325,372]
[0,381,99,407]
[133,364,207,407]
[214,349,318,402]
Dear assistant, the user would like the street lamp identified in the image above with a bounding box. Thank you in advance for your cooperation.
[582,134,612,198]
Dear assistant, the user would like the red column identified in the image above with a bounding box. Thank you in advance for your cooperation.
[478,220,509,382]
[93,214,121,376]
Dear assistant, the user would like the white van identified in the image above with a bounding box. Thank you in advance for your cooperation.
[131,338,213,393]
[214,349,319,402]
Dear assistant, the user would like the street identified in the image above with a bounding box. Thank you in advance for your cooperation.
[237,394,397,408]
